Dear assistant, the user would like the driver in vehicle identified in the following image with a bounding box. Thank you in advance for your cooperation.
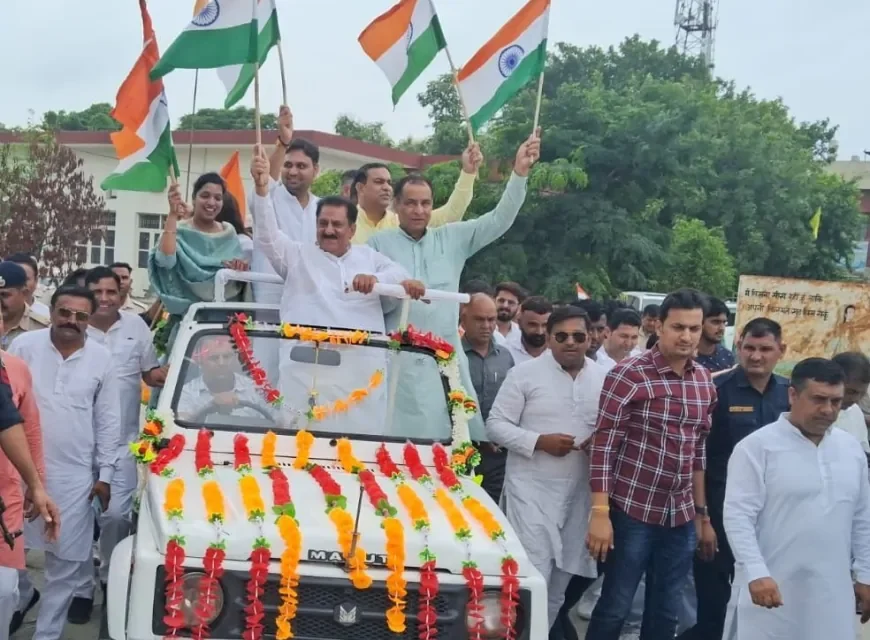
[177,336,275,423]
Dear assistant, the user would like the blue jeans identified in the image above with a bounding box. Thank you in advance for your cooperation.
[585,506,696,640]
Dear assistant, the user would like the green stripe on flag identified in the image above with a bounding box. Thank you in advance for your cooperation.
[468,39,547,132]
[151,21,258,80]
[101,126,178,193]
[390,18,446,106]
[224,10,282,108]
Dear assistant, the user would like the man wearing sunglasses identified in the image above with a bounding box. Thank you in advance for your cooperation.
[8,285,121,640]
[65,267,166,623]
[486,305,606,635]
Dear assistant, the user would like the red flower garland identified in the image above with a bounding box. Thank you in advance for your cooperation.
[358,470,396,517]
[163,537,186,635]
[463,564,485,640]
[150,434,185,477]
[419,560,439,640]
[432,444,461,490]
[195,429,214,477]
[228,314,284,405]
[233,433,253,473]
[374,446,401,478]
[402,443,431,483]
[269,467,296,519]
[192,545,226,640]
[308,464,346,510]
[501,557,521,639]
[389,326,455,359]
[244,545,270,640]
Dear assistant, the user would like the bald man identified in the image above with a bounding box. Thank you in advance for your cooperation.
[461,293,515,502]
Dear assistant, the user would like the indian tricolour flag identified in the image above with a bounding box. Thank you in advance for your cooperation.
[150,0,259,80]
[359,0,446,105]
[457,0,550,132]
[101,0,179,193]
[217,0,281,108]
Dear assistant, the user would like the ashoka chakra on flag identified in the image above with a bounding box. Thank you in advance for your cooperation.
[193,0,220,27]
[498,45,525,78]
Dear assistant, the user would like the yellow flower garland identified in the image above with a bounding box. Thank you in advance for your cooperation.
[239,475,265,521]
[281,325,370,345]
[202,480,226,524]
[261,431,277,470]
[328,508,372,589]
[336,439,364,474]
[275,514,302,640]
[461,496,505,540]
[293,430,314,470]
[308,369,385,422]
[163,478,184,516]
[383,517,407,634]
[433,488,471,538]
[396,483,429,529]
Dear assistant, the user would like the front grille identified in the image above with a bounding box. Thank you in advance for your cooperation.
[152,565,468,639]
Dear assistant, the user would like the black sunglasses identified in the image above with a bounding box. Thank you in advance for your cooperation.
[554,331,587,344]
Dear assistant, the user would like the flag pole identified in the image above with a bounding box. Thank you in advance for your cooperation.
[277,41,288,106]
[442,46,475,144]
[532,71,544,132]
[184,70,200,199]
[254,63,262,145]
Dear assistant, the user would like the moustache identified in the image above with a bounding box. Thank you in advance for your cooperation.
[57,324,80,333]
[522,332,547,348]
[322,234,338,240]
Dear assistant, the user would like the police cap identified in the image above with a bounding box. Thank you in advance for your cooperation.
[0,261,28,290]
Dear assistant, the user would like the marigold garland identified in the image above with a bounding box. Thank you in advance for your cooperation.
[150,433,185,477]
[195,428,214,478]
[306,368,385,422]
[280,324,370,345]
[376,445,438,639]
[432,444,519,637]
[162,478,185,637]
[306,463,371,589]
[261,431,278,470]
[338,441,406,634]
[228,313,284,406]
[195,464,226,640]
[130,410,171,465]
[293,430,314,470]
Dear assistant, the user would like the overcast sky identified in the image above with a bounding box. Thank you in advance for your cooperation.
[1,0,868,159]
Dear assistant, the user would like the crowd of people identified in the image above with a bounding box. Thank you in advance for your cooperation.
[0,101,866,640]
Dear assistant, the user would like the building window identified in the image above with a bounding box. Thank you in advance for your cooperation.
[76,211,116,267]
[137,213,166,268]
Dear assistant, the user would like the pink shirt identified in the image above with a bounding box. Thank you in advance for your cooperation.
[0,353,44,569]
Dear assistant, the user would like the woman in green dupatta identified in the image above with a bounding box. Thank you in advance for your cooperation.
[149,173,248,342]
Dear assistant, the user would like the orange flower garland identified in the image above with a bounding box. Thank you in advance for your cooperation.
[162,479,185,636]
[306,369,385,422]
[275,515,301,640]
[194,430,225,640]
[280,325,370,345]
[261,431,277,470]
[336,439,407,633]
[375,445,439,640]
[292,430,314,470]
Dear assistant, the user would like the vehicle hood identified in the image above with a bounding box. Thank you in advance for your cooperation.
[144,448,533,578]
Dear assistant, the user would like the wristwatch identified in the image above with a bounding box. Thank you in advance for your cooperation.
[695,505,709,517]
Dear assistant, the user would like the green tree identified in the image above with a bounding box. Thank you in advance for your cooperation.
[334,115,394,147]
[311,170,343,197]
[42,103,120,131]
[656,218,736,297]
[417,73,468,155]
[455,37,863,299]
[178,107,277,131]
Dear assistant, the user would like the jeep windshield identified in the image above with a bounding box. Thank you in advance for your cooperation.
[171,327,453,443]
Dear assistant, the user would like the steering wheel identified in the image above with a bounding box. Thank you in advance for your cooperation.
[190,399,275,423]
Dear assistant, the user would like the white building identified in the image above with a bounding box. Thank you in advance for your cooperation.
[0,129,454,297]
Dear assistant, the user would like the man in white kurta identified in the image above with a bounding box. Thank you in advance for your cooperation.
[66,267,163,617]
[723,357,870,640]
[9,287,120,640]
[486,305,606,630]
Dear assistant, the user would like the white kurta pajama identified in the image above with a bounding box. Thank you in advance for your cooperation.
[251,193,408,430]
[68,311,159,598]
[249,178,318,304]
[723,414,870,640]
[8,330,120,640]
[485,353,606,628]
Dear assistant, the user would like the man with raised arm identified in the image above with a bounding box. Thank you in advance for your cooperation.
[368,131,540,442]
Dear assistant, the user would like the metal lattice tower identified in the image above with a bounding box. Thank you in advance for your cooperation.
[674,0,719,70]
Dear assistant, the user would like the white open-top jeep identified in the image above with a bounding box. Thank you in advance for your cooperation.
[105,272,547,640]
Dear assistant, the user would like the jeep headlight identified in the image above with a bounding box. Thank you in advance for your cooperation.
[179,571,224,627]
[466,591,518,638]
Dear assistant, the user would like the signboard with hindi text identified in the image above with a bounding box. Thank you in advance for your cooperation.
[734,275,870,377]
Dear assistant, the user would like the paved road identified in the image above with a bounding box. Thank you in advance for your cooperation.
[12,551,870,640]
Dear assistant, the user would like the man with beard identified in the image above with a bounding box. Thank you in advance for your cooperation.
[10,286,120,640]
[351,142,483,244]
[680,318,789,640]
[0,262,49,350]
[461,293,514,502]
[696,297,735,373]
[107,262,145,314]
[573,299,606,361]
[250,146,423,332]
[487,305,605,634]
[494,282,526,346]
[723,358,870,640]
[508,296,552,365]
[66,268,165,623]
